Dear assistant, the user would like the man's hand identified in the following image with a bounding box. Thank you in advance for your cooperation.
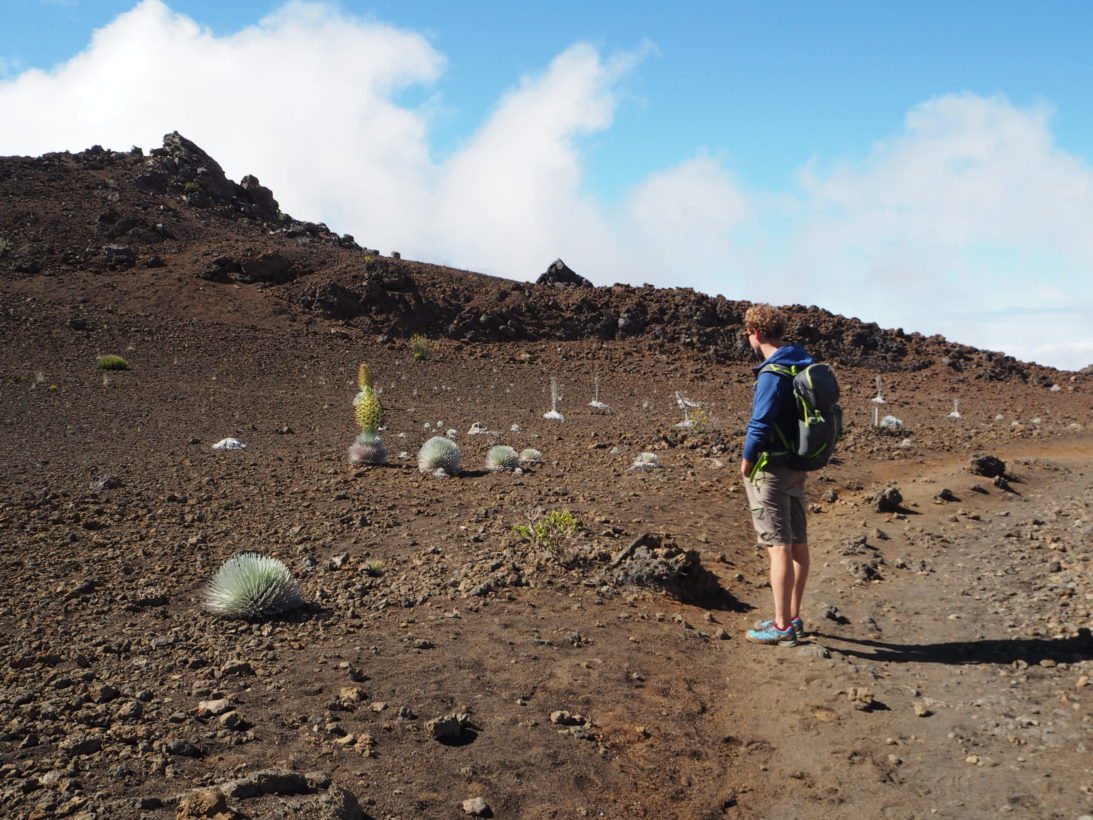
[741,459,753,480]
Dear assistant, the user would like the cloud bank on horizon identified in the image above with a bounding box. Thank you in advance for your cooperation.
[1,0,1090,371]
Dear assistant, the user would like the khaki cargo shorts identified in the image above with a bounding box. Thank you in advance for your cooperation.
[745,464,807,546]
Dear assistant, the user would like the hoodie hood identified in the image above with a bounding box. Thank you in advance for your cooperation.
[752,343,814,376]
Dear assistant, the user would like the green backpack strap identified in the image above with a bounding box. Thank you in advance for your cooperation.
[757,363,797,454]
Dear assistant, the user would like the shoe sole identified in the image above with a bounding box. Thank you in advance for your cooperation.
[745,633,798,647]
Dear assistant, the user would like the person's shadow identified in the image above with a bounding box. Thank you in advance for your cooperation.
[816,629,1091,665]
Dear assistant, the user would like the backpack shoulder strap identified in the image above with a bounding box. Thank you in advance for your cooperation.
[758,363,798,378]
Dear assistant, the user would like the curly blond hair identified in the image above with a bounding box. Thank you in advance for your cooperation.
[744,304,787,340]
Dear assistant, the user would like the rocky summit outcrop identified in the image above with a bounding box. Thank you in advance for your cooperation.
[536,258,593,289]
[0,134,1085,381]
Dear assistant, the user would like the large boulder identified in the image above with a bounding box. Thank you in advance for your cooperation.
[968,453,1006,478]
[536,258,592,289]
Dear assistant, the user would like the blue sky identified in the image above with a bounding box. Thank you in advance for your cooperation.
[3,1,1092,371]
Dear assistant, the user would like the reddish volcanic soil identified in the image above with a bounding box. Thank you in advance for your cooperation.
[1,136,1090,819]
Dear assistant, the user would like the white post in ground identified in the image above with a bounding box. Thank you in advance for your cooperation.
[544,377,565,421]
[872,375,886,404]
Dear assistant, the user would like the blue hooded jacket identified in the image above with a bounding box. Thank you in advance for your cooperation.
[743,343,814,464]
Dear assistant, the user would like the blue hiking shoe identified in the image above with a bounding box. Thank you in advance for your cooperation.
[746,623,798,646]
[753,617,805,638]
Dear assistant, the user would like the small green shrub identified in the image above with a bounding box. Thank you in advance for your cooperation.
[183,181,202,194]
[409,333,438,361]
[203,552,303,619]
[97,355,129,370]
[688,407,710,433]
[513,509,581,554]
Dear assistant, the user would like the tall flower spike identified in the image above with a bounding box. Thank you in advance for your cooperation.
[358,362,373,391]
[355,386,383,433]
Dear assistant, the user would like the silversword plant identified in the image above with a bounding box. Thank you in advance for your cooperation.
[350,362,386,464]
[349,430,388,466]
[630,452,661,470]
[203,552,302,619]
[486,445,520,472]
[418,436,462,476]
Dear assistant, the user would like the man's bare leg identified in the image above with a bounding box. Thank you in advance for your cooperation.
[789,542,809,622]
[768,544,796,629]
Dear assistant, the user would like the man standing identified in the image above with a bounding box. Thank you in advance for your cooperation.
[740,304,814,646]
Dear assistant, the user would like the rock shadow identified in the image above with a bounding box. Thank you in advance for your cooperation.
[822,630,1092,666]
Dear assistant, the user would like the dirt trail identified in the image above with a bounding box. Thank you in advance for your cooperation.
[710,440,1092,819]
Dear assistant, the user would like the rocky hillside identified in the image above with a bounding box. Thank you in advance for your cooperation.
[0,133,1077,384]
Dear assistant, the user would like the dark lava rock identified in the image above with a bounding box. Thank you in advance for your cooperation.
[103,245,137,269]
[166,738,203,757]
[239,174,280,221]
[90,474,122,490]
[239,252,298,284]
[605,533,727,606]
[200,255,242,282]
[536,258,592,289]
[867,487,903,513]
[968,454,1006,478]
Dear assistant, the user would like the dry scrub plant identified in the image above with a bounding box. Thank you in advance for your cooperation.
[409,333,439,360]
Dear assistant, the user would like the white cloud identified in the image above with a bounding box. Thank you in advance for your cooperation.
[780,94,1093,369]
[1,4,1090,370]
[430,43,631,276]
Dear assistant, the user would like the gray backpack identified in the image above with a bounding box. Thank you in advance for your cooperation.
[759,362,843,471]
